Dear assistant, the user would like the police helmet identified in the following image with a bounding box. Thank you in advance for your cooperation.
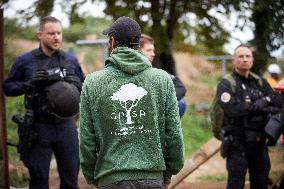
[265,114,284,145]
[46,81,80,119]
[268,64,282,75]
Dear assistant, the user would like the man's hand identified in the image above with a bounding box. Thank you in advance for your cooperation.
[251,97,269,112]
[22,81,34,93]
[64,74,80,83]
[250,89,264,101]
[31,70,48,85]
[64,73,82,92]
[31,69,63,86]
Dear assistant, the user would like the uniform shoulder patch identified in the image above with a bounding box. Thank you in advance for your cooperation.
[221,92,231,103]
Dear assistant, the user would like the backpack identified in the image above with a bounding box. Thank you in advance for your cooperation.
[210,72,263,140]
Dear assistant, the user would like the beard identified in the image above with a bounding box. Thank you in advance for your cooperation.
[42,40,62,52]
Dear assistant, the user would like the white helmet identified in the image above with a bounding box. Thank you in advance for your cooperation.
[268,64,282,74]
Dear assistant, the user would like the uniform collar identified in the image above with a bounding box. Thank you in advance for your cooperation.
[233,70,258,84]
[233,70,249,81]
[33,47,61,58]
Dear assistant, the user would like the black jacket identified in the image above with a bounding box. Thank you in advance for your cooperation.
[170,75,186,100]
[217,70,282,136]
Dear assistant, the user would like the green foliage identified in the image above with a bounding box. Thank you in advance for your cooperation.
[6,96,25,160]
[63,17,111,42]
[4,18,37,40]
[229,0,284,73]
[102,0,233,74]
[4,40,18,75]
[34,0,55,18]
[67,1,86,25]
[9,169,29,188]
[250,0,284,52]
[200,174,226,181]
[181,105,212,157]
[63,23,90,42]
[201,74,221,89]
[6,0,283,73]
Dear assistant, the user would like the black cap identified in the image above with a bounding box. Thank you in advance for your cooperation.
[103,16,141,47]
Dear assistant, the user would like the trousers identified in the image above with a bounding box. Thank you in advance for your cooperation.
[98,180,164,189]
[226,143,270,189]
[26,119,79,189]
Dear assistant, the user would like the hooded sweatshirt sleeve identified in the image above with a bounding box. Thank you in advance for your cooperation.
[79,76,97,185]
[163,77,185,182]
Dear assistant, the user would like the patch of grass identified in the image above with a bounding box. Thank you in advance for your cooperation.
[6,96,25,161]
[181,105,213,157]
[199,174,227,181]
[9,171,29,188]
[201,74,221,89]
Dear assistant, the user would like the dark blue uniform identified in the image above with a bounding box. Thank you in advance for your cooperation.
[217,71,282,189]
[3,48,84,189]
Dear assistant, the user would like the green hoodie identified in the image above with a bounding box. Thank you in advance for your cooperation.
[79,47,184,187]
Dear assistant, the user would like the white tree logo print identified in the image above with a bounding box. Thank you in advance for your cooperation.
[111,83,148,124]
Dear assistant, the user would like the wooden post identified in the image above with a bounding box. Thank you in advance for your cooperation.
[0,7,9,189]
[169,138,221,189]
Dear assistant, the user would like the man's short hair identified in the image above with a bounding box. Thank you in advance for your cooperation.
[234,44,253,54]
[39,16,61,31]
[140,34,154,48]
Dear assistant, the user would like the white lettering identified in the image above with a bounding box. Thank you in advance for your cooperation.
[110,110,146,120]
[118,112,125,119]
[132,110,137,118]
[140,110,146,117]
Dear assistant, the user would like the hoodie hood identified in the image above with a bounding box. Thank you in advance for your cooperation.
[105,47,151,74]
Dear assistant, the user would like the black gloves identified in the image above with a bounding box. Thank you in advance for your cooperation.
[30,69,82,92]
[31,70,49,86]
[31,69,62,86]
[251,97,269,112]
[22,81,34,94]
[64,72,82,92]
[250,89,264,102]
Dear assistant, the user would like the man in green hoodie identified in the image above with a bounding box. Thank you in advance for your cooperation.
[79,16,184,189]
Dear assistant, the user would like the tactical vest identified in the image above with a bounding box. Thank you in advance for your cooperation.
[210,72,263,140]
[31,49,80,119]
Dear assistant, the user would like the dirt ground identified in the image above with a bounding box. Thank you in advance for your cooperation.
[174,52,219,105]
[46,146,283,189]
[173,146,284,189]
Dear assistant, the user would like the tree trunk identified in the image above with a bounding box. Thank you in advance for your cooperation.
[250,1,270,74]
[150,0,176,75]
